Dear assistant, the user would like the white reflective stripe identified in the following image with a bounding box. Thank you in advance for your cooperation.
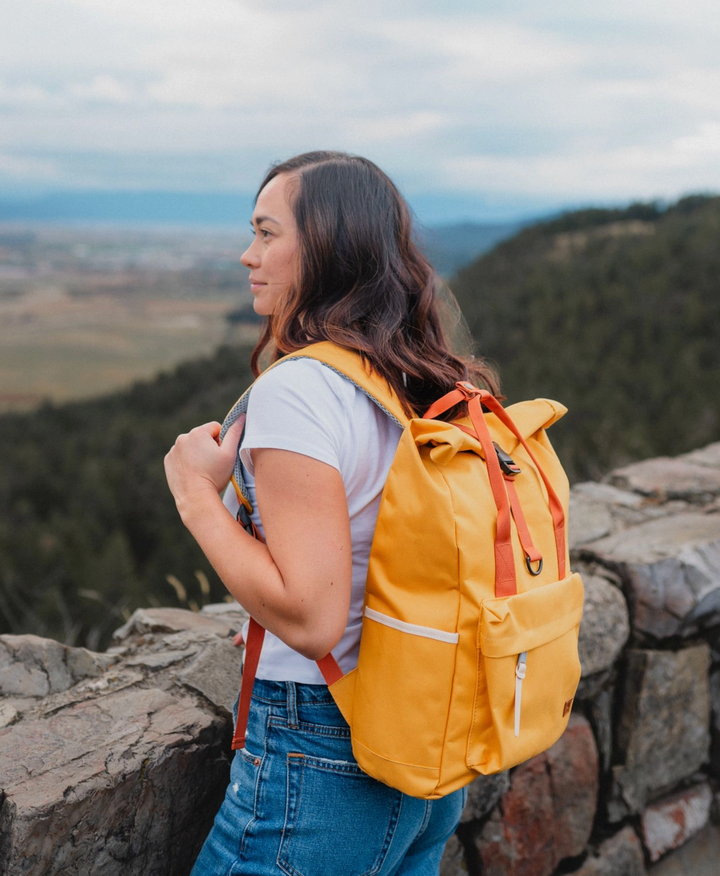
[514,651,527,737]
[364,607,459,644]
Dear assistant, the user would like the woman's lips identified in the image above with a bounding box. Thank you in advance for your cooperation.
[250,282,266,292]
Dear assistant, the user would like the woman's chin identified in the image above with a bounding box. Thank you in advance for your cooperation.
[252,298,272,318]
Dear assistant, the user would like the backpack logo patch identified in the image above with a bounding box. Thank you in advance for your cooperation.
[563,698,574,717]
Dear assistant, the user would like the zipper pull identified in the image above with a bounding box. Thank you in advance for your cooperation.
[515,652,527,737]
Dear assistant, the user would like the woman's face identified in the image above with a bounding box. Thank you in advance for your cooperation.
[241,173,300,317]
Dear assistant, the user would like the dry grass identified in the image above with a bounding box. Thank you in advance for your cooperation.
[0,286,258,411]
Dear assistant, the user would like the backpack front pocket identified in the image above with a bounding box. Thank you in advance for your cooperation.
[467,572,584,775]
[350,604,459,797]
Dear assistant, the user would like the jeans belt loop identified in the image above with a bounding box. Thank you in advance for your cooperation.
[286,681,299,729]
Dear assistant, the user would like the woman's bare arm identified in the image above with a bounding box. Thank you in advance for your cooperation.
[164,419,352,660]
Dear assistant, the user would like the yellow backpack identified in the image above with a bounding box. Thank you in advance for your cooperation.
[222,342,584,799]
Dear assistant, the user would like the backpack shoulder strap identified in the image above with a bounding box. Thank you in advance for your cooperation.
[219,341,411,513]
[282,341,412,428]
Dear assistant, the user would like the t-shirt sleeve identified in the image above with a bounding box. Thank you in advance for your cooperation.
[239,359,349,477]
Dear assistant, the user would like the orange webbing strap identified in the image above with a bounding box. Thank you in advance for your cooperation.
[230,559,346,750]
[232,617,266,750]
[504,475,543,565]
[231,619,343,751]
[445,403,543,568]
[477,392,567,580]
[231,520,267,751]
[466,395,517,597]
[317,653,344,685]
[424,387,517,598]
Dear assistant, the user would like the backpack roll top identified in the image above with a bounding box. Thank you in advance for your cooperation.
[468,571,584,775]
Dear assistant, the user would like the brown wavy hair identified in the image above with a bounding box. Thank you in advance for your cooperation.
[250,151,499,416]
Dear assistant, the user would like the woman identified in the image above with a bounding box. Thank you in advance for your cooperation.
[164,151,499,875]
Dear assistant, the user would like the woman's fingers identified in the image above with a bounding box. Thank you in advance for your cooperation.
[189,421,222,441]
[165,413,248,508]
[165,416,246,501]
[221,414,246,447]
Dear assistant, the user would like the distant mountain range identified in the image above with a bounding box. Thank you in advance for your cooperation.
[0,191,255,227]
[418,222,522,276]
[0,190,523,277]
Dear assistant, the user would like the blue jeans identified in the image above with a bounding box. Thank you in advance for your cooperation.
[191,679,466,876]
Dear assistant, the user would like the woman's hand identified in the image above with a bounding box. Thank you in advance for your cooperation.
[164,416,245,518]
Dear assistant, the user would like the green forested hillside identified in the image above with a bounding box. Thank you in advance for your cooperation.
[2,194,719,647]
[0,347,255,648]
[451,195,720,480]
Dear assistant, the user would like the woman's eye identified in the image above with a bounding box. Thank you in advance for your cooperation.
[259,228,272,239]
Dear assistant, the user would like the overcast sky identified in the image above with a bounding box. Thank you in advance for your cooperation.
[2,0,720,221]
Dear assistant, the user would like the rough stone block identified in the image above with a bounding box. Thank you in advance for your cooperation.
[546,715,601,863]
[609,644,711,821]
[569,482,643,549]
[0,634,113,698]
[0,701,19,729]
[609,456,720,504]
[477,756,556,876]
[460,771,510,824]
[586,686,614,774]
[582,512,720,641]
[641,782,713,862]
[440,833,467,875]
[0,686,230,876]
[711,667,720,777]
[476,715,598,875]
[200,601,249,622]
[680,442,720,469]
[178,637,244,712]
[578,572,630,676]
[570,826,646,876]
[112,607,242,642]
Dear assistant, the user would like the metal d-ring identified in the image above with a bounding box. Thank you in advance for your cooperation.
[526,556,543,576]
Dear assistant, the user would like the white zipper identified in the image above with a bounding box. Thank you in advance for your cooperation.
[515,651,527,737]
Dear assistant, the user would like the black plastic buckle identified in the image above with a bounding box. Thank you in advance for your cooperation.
[493,442,521,476]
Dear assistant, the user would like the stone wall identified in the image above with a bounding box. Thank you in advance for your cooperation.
[2,443,720,876]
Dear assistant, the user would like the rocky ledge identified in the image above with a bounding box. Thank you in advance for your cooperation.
[1,443,720,876]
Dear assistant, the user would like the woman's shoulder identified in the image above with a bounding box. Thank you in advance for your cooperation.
[252,356,355,408]
[242,357,357,469]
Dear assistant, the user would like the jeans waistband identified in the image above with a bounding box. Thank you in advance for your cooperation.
[251,677,335,706]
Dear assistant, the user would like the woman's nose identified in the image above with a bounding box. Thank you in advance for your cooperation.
[240,240,259,268]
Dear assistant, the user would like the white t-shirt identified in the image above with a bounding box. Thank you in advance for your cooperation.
[222,358,402,684]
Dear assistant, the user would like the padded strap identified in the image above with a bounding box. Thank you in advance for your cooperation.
[220,342,410,510]
[287,342,412,427]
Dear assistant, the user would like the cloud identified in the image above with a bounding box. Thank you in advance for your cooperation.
[443,122,720,201]
[0,81,54,108]
[377,18,584,82]
[67,76,134,105]
[0,151,59,181]
[2,0,720,216]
